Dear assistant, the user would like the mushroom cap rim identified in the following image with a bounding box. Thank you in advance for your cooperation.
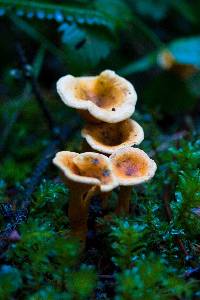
[81,119,144,154]
[56,70,137,123]
[110,147,157,186]
[53,151,118,192]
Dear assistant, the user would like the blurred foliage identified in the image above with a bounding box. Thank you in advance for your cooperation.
[0,0,200,299]
[115,255,195,300]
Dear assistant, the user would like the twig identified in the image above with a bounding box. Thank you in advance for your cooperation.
[21,139,60,210]
[185,266,200,279]
[163,187,172,222]
[149,130,188,157]
[0,141,58,250]
[98,274,114,279]
[16,42,58,136]
[0,120,81,253]
[0,89,30,154]
[174,236,188,257]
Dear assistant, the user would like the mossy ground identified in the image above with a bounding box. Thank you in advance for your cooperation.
[1,1,200,298]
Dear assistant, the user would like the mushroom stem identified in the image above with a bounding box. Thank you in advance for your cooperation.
[115,186,132,215]
[100,192,111,210]
[81,140,93,152]
[68,184,98,243]
[53,151,118,243]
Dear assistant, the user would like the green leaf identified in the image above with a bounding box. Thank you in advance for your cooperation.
[118,52,157,76]
[61,25,113,73]
[0,0,119,31]
[119,36,200,76]
[129,0,197,23]
[168,36,200,67]
[10,14,68,64]
[115,255,193,300]
[28,287,71,300]
[187,72,200,97]
[59,22,86,48]
[130,0,169,21]
[0,266,22,298]
[66,265,97,300]
[110,219,147,269]
[171,0,198,24]
[32,45,46,78]
[142,72,197,114]
[94,0,132,27]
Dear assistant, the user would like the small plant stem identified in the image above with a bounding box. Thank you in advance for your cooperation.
[174,236,188,257]
[163,186,189,257]
[163,187,172,222]
[68,184,99,243]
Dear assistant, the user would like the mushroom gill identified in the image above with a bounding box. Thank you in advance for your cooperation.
[82,119,144,154]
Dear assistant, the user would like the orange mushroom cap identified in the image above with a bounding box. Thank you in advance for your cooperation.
[56,70,137,123]
[81,119,144,154]
[110,147,157,186]
[53,151,118,192]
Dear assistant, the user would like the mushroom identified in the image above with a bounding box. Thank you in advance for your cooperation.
[110,147,157,215]
[158,49,198,79]
[81,119,144,155]
[157,50,175,70]
[53,151,118,242]
[56,70,137,123]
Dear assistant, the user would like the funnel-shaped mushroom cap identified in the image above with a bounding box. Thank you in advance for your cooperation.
[53,151,118,192]
[81,119,144,154]
[110,147,157,186]
[57,70,137,123]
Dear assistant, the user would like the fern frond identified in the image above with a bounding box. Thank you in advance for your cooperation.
[0,0,116,31]
[59,23,113,72]
[10,14,69,63]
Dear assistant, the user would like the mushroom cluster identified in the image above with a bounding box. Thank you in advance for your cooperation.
[53,70,157,243]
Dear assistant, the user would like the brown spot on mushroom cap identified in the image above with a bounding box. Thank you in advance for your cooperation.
[115,156,147,177]
[92,158,99,165]
[81,119,144,154]
[56,70,137,123]
[53,151,118,192]
[73,153,113,186]
[110,147,157,186]
[102,169,111,177]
